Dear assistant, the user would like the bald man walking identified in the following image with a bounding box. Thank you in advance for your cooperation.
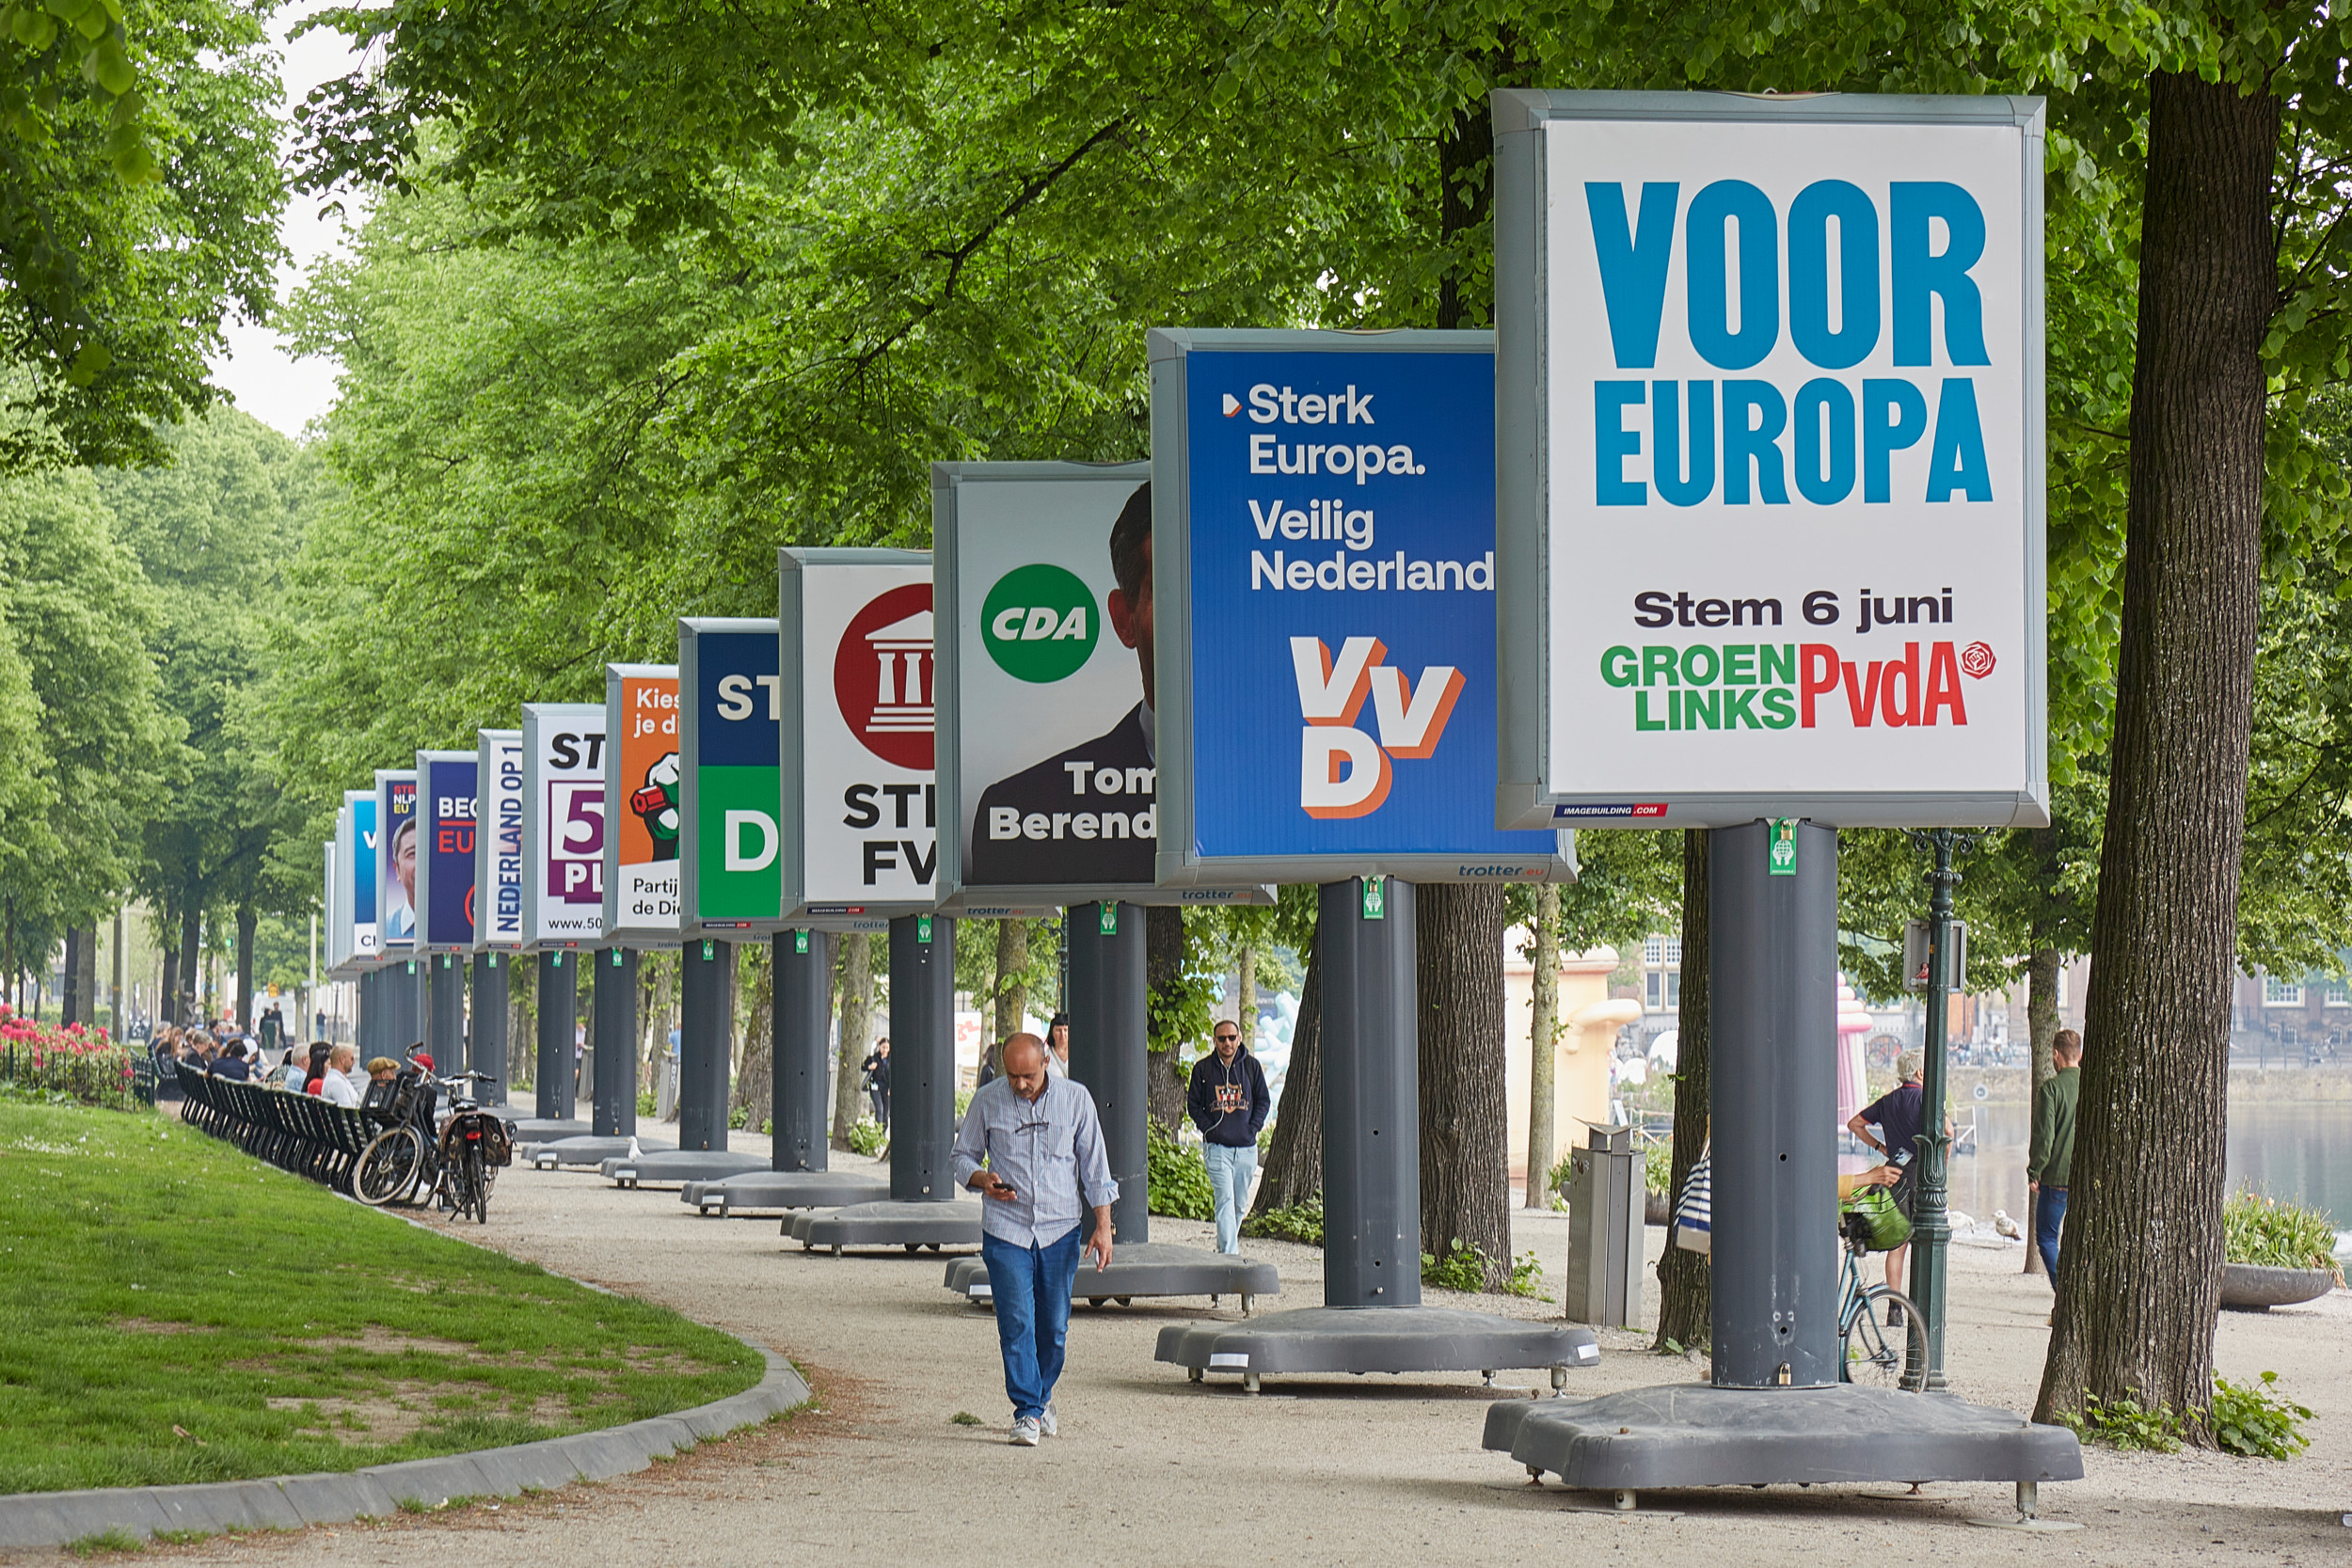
[953,1032,1118,1446]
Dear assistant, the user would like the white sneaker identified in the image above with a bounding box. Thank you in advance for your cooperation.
[1039,1404,1058,1437]
[1009,1416,1041,1447]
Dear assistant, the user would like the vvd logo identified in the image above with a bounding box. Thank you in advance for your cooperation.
[1291,637,1464,818]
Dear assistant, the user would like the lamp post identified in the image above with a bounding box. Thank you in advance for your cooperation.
[1901,828,1971,1392]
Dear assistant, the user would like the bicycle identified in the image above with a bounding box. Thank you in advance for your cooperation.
[353,1050,444,1208]
[1837,1205,1920,1388]
[431,1070,511,1225]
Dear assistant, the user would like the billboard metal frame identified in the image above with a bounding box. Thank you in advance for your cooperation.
[932,459,1274,915]
[1150,325,1576,885]
[1489,88,2049,830]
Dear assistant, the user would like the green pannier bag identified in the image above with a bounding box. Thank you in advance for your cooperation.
[1842,1185,1913,1253]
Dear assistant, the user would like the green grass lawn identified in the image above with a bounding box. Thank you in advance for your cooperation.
[0,1094,764,1494]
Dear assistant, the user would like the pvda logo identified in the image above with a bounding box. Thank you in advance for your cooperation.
[1292,636,1463,819]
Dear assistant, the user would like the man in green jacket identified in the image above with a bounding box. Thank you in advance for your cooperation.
[2027,1029,2083,1282]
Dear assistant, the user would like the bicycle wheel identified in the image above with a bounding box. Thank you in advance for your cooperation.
[1842,1286,1921,1388]
[467,1146,488,1224]
[355,1126,425,1207]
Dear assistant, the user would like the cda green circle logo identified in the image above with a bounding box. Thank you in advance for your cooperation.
[981,563,1098,683]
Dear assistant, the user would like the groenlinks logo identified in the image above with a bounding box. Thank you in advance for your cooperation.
[981,563,1098,684]
[630,752,680,860]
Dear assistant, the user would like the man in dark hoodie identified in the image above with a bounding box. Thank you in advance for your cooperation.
[1187,1018,1271,1253]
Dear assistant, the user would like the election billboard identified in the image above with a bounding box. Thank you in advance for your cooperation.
[1149,329,1575,883]
[522,703,606,948]
[932,462,1275,914]
[604,664,683,945]
[344,791,380,966]
[473,729,526,952]
[777,549,932,927]
[413,751,478,953]
[1490,90,2048,829]
[374,769,419,951]
[680,619,787,932]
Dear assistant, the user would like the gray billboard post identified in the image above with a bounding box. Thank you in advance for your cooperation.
[1479,88,2080,1520]
[426,952,466,1078]
[930,460,1276,1307]
[471,953,508,1104]
[590,945,637,1141]
[534,951,576,1123]
[676,937,732,1153]
[791,914,981,1252]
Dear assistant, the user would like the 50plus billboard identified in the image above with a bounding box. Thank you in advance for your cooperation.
[1151,329,1572,883]
[1492,90,2047,829]
[521,703,606,947]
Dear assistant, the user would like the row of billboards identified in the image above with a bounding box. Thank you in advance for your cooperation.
[321,93,2047,974]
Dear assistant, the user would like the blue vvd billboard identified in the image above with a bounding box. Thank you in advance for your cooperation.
[1150,329,1572,883]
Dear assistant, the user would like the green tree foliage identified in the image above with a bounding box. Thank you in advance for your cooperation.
[0,0,285,470]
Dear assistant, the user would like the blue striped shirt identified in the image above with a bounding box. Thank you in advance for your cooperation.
[952,1075,1120,1248]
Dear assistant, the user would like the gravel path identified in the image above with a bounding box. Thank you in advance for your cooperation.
[47,1150,2347,1567]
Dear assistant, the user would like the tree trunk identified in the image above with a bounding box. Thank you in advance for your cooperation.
[1145,905,1188,1133]
[78,924,97,1029]
[1525,884,1560,1208]
[1235,943,1256,1040]
[1249,931,1323,1215]
[1656,829,1711,1350]
[993,918,1027,1042]
[178,904,200,1027]
[1417,881,1512,1289]
[832,933,871,1148]
[60,925,81,1025]
[2023,938,2061,1276]
[158,921,177,1034]
[234,906,257,1034]
[2035,71,2277,1438]
[732,942,773,1129]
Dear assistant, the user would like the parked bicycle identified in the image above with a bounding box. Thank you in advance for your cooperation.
[1837,1186,1920,1388]
[433,1070,512,1224]
[353,1053,440,1209]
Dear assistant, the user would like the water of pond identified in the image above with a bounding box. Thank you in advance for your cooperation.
[1921,1099,2352,1238]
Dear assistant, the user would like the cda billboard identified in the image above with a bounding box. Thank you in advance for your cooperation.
[777,549,932,927]
[414,751,479,952]
[522,703,606,948]
[680,619,786,932]
[474,729,525,951]
[604,664,683,945]
[932,461,1273,913]
[1150,328,1574,883]
[374,769,418,952]
[1491,90,2048,828]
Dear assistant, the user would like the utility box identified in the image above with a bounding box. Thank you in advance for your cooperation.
[1902,919,1968,991]
[1564,1124,1645,1328]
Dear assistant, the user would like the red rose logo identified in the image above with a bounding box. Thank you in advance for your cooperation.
[1960,641,1995,679]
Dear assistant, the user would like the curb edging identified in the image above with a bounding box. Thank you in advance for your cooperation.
[0,1344,808,1550]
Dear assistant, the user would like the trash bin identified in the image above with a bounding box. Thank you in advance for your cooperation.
[1565,1124,1645,1329]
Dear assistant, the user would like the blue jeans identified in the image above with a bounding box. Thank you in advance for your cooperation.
[2035,1185,2068,1282]
[1203,1141,1257,1253]
[981,1226,1082,1419]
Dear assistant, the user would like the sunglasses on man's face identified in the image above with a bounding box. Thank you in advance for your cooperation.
[1214,1034,1239,1045]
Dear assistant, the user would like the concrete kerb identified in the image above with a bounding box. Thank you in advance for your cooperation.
[0,1341,810,1551]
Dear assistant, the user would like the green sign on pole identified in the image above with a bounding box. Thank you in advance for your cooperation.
[1768,819,1798,877]
[793,930,809,956]
[917,914,933,944]
[1362,877,1386,920]
[1099,903,1119,937]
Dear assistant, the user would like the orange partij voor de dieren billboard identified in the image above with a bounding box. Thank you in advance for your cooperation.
[604,664,681,941]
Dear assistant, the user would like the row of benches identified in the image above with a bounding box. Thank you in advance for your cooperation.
[175,1065,377,1196]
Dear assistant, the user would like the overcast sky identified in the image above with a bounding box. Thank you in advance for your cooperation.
[203,1,362,439]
